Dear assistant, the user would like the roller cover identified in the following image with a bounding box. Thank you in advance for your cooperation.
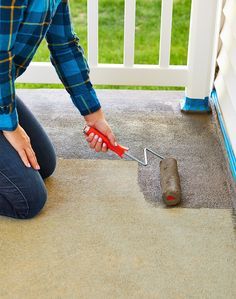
[160,158,181,206]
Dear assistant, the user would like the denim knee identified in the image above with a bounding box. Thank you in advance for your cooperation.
[39,152,57,180]
[43,158,56,179]
[24,182,48,219]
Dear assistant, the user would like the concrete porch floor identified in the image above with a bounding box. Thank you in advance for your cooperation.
[0,89,236,298]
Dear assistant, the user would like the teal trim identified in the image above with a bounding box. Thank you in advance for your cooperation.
[211,89,236,181]
[181,96,211,112]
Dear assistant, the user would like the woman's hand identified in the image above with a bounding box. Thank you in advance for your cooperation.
[84,108,117,153]
[3,125,40,170]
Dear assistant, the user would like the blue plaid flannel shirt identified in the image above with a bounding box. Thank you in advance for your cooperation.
[0,0,101,131]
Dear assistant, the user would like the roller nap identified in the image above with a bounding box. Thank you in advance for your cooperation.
[160,158,181,206]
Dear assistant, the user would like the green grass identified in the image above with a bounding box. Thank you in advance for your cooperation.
[16,0,191,90]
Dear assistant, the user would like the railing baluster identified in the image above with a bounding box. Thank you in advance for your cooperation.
[124,0,136,67]
[87,0,99,66]
[159,0,173,68]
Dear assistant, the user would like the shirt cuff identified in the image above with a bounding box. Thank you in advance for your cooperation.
[70,89,102,116]
[0,108,19,131]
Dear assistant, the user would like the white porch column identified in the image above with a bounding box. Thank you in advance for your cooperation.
[182,0,223,112]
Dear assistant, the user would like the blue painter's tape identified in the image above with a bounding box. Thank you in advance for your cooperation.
[211,89,236,181]
[180,96,211,112]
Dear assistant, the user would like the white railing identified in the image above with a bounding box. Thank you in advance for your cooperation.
[17,0,223,100]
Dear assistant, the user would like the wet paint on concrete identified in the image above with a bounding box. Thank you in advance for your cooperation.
[16,89,236,209]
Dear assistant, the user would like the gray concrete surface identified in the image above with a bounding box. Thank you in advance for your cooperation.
[1,159,236,299]
[17,89,236,209]
[1,89,236,298]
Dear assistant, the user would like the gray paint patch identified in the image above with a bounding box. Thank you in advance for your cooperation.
[16,89,236,208]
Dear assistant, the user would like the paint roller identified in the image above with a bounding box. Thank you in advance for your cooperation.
[83,125,182,206]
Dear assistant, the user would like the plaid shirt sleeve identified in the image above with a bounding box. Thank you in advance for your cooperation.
[46,0,101,116]
[0,1,22,131]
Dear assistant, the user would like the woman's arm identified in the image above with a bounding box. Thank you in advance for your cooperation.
[45,0,117,152]
[0,0,23,131]
[45,0,101,117]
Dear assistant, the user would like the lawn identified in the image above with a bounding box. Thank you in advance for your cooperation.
[16,0,191,90]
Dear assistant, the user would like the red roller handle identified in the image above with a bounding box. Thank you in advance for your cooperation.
[83,126,129,158]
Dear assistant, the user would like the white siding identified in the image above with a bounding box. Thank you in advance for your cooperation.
[215,0,236,154]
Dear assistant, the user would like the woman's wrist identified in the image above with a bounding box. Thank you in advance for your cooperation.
[84,108,104,126]
[2,124,19,134]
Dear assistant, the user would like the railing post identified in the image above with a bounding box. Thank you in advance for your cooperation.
[181,0,223,112]
[123,0,136,67]
[159,0,173,68]
[87,0,99,66]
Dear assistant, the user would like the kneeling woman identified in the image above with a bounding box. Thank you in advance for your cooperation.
[0,0,116,219]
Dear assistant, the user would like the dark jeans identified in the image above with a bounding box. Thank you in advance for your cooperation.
[0,95,56,219]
